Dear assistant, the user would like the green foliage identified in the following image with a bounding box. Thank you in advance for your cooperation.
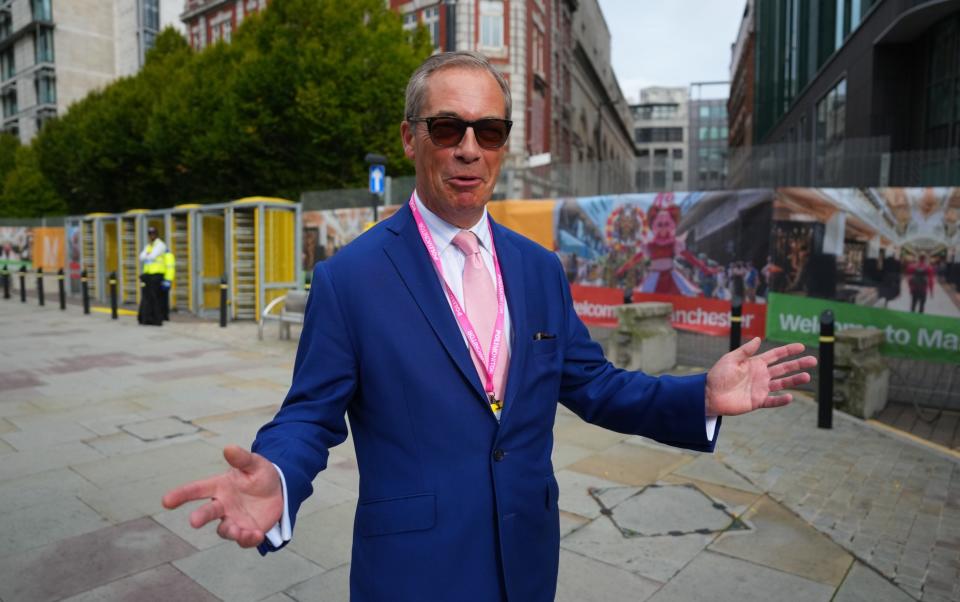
[0,145,66,217]
[28,0,432,216]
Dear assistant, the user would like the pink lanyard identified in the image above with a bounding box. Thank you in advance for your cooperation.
[409,195,506,401]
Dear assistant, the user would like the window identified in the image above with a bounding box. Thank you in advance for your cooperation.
[532,27,545,76]
[673,149,683,159]
[35,71,55,104]
[35,27,54,63]
[402,12,417,31]
[636,170,650,190]
[653,171,666,189]
[699,106,709,119]
[0,12,11,41]
[699,126,708,141]
[143,0,160,31]
[1,49,13,81]
[636,127,682,143]
[653,149,668,167]
[673,171,683,182]
[637,104,678,120]
[2,88,17,118]
[212,19,232,44]
[423,6,440,49]
[480,1,504,49]
[815,78,846,182]
[32,0,51,21]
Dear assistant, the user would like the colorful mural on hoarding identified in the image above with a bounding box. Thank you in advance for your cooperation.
[554,187,960,363]
[0,227,33,270]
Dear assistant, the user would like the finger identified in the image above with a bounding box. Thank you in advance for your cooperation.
[223,445,256,473]
[189,499,225,529]
[733,337,762,360]
[758,342,806,365]
[769,372,811,392]
[236,528,265,548]
[162,477,218,509]
[768,355,818,378]
[761,393,792,408]
[217,519,234,541]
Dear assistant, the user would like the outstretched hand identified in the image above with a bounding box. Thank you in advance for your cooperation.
[705,337,817,416]
[161,445,283,548]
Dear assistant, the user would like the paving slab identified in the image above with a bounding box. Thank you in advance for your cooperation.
[553,420,631,451]
[0,441,104,482]
[60,564,221,602]
[287,500,357,570]
[122,416,200,441]
[673,454,761,493]
[561,513,713,583]
[607,483,739,536]
[659,474,762,518]
[285,564,351,602]
[555,549,662,602]
[647,551,835,602]
[709,496,854,586]
[0,496,110,556]
[832,561,915,602]
[70,439,222,488]
[567,441,692,486]
[554,468,625,519]
[551,442,595,470]
[0,517,195,602]
[174,542,323,602]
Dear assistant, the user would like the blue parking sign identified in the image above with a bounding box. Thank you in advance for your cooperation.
[369,164,385,194]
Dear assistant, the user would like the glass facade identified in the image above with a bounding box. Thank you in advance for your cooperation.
[924,14,960,150]
[35,27,53,63]
[755,0,879,142]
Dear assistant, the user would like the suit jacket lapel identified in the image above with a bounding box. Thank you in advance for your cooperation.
[490,218,527,426]
[384,205,493,414]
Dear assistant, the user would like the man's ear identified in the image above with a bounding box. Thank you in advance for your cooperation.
[401,121,416,160]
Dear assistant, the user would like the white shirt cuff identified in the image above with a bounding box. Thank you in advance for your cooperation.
[264,463,292,548]
[705,416,719,442]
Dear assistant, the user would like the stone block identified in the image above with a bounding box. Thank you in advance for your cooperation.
[828,328,890,419]
[606,302,676,373]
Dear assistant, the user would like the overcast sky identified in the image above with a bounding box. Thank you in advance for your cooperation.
[597,0,747,102]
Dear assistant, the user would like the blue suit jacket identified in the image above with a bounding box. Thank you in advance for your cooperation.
[252,203,717,601]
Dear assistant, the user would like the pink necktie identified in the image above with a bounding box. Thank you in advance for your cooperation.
[452,231,508,405]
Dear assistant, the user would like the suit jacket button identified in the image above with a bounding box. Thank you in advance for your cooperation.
[493,449,505,462]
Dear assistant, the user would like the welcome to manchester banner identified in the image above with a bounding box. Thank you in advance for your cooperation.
[766,293,960,364]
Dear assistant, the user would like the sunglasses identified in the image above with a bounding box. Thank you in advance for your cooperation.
[407,116,512,149]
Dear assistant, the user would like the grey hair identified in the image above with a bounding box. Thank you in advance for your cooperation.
[404,51,512,121]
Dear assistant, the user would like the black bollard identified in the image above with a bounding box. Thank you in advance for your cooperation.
[36,267,44,306]
[2,265,8,299]
[109,272,118,320]
[58,268,66,310]
[818,310,834,429]
[81,270,90,315]
[19,266,26,303]
[729,296,743,352]
[219,278,228,328]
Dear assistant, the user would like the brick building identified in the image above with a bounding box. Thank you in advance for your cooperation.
[181,0,268,50]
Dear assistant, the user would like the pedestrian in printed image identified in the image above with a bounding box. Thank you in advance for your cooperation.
[906,254,935,313]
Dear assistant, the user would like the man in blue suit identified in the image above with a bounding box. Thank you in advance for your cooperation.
[163,52,815,601]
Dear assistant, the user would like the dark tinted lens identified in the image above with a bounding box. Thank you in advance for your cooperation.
[428,118,467,146]
[474,120,509,148]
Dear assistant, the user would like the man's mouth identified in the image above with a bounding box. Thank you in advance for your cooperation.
[448,176,483,188]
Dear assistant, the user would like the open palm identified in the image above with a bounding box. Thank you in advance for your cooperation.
[162,445,284,548]
[705,338,817,416]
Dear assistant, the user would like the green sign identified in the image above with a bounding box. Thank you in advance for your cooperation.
[766,293,960,364]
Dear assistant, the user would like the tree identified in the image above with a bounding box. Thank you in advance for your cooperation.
[0,146,65,218]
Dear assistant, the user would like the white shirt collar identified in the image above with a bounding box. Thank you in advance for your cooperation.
[413,190,492,254]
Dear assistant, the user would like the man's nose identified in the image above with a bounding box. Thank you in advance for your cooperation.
[453,126,482,161]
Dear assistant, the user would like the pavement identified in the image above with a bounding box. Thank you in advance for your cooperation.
[1,298,958,602]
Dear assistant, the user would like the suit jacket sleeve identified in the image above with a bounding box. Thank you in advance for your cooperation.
[252,262,356,552]
[554,261,718,453]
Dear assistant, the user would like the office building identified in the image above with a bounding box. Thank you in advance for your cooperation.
[631,87,688,192]
[0,0,180,143]
[689,82,729,191]
[748,0,960,186]
[727,0,754,188]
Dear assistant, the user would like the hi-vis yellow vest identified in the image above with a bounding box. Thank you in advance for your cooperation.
[163,252,175,282]
[143,242,166,275]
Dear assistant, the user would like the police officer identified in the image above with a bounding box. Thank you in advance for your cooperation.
[138,226,166,326]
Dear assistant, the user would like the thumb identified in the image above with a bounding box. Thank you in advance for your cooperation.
[223,445,257,473]
[733,336,762,360]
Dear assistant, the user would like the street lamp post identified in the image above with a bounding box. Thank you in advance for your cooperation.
[444,0,456,51]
